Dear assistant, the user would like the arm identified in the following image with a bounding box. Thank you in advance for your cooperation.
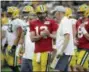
[9,27,23,56]
[30,20,41,42]
[72,24,77,39]
[18,31,24,44]
[41,30,57,39]
[84,33,89,40]
[57,34,70,58]
[57,33,70,58]
[50,19,58,39]
[30,31,42,42]
[82,27,89,40]
[16,31,24,57]
[1,27,8,52]
[60,34,70,54]
[1,30,6,39]
[49,31,57,39]
[13,27,23,46]
[72,22,79,46]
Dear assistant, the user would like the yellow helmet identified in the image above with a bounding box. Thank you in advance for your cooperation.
[84,7,89,17]
[1,17,8,25]
[35,5,47,13]
[12,7,20,18]
[7,6,15,13]
[23,5,34,13]
[7,6,19,18]
[77,4,88,12]
[22,5,36,19]
[65,7,72,17]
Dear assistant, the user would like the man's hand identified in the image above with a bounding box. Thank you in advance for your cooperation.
[8,45,16,56]
[56,52,63,58]
[40,30,50,38]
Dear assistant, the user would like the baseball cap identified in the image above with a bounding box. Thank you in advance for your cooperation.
[52,6,66,13]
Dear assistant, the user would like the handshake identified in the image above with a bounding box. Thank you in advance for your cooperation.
[40,30,50,38]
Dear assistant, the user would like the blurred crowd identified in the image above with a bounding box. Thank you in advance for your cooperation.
[1,1,89,13]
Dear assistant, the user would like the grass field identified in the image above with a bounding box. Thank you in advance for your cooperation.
[1,67,12,72]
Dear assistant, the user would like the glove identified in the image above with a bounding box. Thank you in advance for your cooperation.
[8,45,16,56]
[2,43,8,54]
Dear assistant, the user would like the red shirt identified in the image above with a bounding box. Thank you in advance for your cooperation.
[76,18,89,49]
[30,18,58,53]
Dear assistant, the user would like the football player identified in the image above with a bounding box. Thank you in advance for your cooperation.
[1,12,9,67]
[1,7,15,68]
[5,6,25,72]
[30,5,58,71]
[75,4,89,72]
[17,5,35,72]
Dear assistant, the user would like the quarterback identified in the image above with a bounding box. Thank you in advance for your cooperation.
[30,5,58,72]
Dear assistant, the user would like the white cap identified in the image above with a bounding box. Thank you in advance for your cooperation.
[52,6,66,13]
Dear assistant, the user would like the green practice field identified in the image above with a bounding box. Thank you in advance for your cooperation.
[1,67,11,72]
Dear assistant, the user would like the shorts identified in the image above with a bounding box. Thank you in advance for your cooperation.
[77,48,89,69]
[1,52,5,66]
[69,48,78,67]
[32,52,49,72]
[20,58,33,72]
[55,53,71,71]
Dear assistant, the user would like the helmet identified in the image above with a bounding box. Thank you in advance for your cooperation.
[77,4,88,12]
[7,6,14,13]
[65,7,72,17]
[22,5,34,13]
[7,6,14,18]
[12,7,20,18]
[35,5,47,13]
[84,7,89,17]
[22,5,36,19]
[7,6,20,18]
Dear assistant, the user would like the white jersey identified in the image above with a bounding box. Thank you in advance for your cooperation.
[22,21,34,59]
[1,18,11,46]
[6,18,25,46]
[56,16,75,55]
[1,25,8,46]
[11,18,25,32]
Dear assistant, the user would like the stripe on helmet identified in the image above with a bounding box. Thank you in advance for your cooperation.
[40,5,44,12]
